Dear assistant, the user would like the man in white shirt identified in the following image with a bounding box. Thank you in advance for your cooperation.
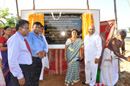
[83,25,102,86]
[7,19,32,86]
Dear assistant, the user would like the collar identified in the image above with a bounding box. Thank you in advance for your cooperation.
[89,33,96,37]
[31,31,42,38]
[31,31,39,35]
[16,32,24,40]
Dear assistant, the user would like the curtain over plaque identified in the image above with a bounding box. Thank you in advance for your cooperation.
[82,13,95,40]
[28,13,44,35]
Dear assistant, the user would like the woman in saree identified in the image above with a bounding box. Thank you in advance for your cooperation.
[0,26,12,86]
[65,29,84,86]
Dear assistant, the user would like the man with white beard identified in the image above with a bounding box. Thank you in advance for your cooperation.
[82,25,102,86]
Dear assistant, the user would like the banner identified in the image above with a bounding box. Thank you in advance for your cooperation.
[100,19,115,48]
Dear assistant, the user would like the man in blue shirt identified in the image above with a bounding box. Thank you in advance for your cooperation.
[25,22,48,86]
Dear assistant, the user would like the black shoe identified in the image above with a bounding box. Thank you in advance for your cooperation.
[82,82,90,86]
[82,82,86,84]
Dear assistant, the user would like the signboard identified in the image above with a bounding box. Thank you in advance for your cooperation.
[44,14,82,44]
[21,9,100,48]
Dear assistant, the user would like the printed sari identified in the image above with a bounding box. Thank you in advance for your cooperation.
[1,40,12,86]
[65,38,84,85]
[0,50,6,86]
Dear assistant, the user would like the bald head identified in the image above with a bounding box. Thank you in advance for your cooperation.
[88,25,95,36]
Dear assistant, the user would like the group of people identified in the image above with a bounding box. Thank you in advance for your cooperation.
[64,25,102,86]
[0,19,49,86]
[0,19,130,86]
[64,25,130,86]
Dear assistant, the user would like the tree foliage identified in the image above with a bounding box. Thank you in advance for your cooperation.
[0,8,19,27]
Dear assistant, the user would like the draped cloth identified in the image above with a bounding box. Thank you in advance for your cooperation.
[0,50,6,86]
[65,38,84,85]
[82,13,95,40]
[100,48,113,86]
[97,20,116,83]
[100,48,118,86]
[28,13,44,35]
[0,67,6,86]
[1,45,12,86]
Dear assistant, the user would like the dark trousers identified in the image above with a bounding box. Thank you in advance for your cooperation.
[29,57,42,86]
[11,65,31,86]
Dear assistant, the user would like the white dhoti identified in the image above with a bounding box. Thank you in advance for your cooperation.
[39,55,49,80]
[100,48,113,86]
[111,58,118,85]
[85,61,98,86]
[100,48,118,86]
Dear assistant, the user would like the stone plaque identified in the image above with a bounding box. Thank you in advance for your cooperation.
[44,14,82,44]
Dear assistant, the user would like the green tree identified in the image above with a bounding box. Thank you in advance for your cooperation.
[6,16,18,27]
[0,8,10,26]
[0,8,19,27]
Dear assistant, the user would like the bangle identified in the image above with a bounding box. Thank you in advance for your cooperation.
[37,52,40,55]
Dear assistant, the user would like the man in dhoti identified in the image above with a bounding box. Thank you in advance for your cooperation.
[83,26,102,86]
[100,48,115,86]
[100,30,129,86]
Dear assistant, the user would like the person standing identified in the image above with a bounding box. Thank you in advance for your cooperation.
[7,19,32,86]
[65,29,84,86]
[0,49,6,86]
[25,22,48,86]
[39,25,49,81]
[83,26,102,86]
[0,26,12,86]
[100,30,129,86]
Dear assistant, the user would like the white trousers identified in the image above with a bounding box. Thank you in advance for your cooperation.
[39,66,45,80]
[85,61,98,86]
[39,55,49,80]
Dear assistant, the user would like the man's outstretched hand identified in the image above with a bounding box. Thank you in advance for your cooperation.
[126,56,130,62]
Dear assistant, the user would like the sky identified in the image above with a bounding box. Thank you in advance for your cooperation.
[0,0,130,30]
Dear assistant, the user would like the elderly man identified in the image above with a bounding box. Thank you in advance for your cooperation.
[83,26,102,86]
[100,30,129,86]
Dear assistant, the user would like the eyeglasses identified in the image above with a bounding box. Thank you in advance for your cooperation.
[6,29,12,31]
[22,27,29,30]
